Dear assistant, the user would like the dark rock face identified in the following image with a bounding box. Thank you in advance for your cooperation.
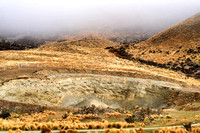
[197,47,200,53]
[108,45,133,59]
[0,110,11,119]
[125,115,135,123]
[108,45,200,79]
[183,122,192,131]
[1,73,199,109]
[187,48,200,54]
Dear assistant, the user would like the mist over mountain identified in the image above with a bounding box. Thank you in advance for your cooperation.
[1,1,200,128]
[0,0,199,38]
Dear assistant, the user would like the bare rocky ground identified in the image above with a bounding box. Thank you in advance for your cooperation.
[0,67,199,110]
[0,72,185,108]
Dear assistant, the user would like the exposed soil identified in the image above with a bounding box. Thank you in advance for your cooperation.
[0,69,199,109]
[0,99,77,114]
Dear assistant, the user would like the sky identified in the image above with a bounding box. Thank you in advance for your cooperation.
[0,0,199,34]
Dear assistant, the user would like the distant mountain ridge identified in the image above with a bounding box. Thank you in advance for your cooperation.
[0,36,45,50]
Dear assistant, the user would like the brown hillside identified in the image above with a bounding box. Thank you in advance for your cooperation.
[110,13,200,78]
[143,13,200,47]
[38,36,116,54]
[0,32,200,110]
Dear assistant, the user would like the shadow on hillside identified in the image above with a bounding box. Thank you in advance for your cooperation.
[107,45,200,79]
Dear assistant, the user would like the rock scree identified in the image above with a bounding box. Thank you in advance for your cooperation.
[0,73,199,109]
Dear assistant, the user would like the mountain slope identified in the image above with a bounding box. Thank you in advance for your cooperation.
[143,13,200,47]
[110,13,200,78]
[38,36,116,54]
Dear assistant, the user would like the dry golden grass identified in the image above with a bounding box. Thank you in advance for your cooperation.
[0,41,199,88]
[1,108,200,132]
[0,110,135,131]
[153,126,200,133]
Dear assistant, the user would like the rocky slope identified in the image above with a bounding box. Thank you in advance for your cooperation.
[110,13,200,78]
[0,72,199,109]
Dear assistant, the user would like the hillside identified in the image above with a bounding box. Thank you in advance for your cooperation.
[110,13,200,78]
[38,36,116,54]
[0,35,200,109]
[144,13,200,47]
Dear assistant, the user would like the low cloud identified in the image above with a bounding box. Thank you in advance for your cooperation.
[0,0,199,35]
